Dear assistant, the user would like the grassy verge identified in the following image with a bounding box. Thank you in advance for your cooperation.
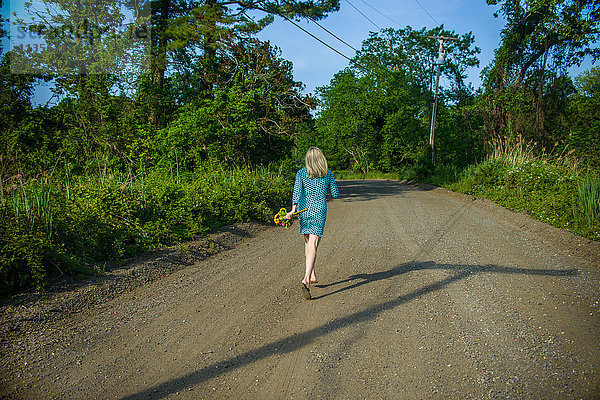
[1,162,292,294]
[442,156,599,242]
[334,164,452,182]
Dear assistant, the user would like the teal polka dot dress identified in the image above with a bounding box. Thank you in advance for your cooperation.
[292,168,339,237]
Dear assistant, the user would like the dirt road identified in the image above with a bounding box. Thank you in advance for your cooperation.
[1,180,599,399]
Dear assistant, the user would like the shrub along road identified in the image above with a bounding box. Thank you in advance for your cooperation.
[1,180,599,399]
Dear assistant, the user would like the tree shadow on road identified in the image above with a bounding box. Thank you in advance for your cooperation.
[336,180,418,203]
[119,261,577,400]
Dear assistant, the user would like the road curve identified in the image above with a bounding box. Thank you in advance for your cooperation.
[2,180,599,399]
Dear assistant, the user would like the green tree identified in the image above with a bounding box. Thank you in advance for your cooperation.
[145,0,339,125]
[316,26,480,171]
[569,67,600,167]
[153,39,314,167]
[0,53,37,190]
[481,0,600,147]
[7,0,152,171]
[316,71,383,171]
[486,0,599,89]
[3,0,340,177]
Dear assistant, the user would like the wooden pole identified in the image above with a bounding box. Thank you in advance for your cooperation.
[430,62,441,165]
[425,35,459,165]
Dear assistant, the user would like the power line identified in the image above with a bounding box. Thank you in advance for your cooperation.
[303,15,359,53]
[279,17,388,81]
[258,1,387,80]
[280,0,359,53]
[265,6,354,63]
[345,0,381,30]
[413,0,440,26]
[285,18,354,62]
[356,0,403,28]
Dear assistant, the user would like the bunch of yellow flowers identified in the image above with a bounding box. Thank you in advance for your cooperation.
[273,207,307,228]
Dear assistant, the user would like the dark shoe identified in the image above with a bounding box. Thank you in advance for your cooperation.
[301,282,311,300]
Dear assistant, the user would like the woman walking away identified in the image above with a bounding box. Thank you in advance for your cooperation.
[287,147,339,300]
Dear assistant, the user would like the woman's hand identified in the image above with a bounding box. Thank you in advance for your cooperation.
[286,205,297,220]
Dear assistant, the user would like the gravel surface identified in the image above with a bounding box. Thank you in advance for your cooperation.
[1,180,599,399]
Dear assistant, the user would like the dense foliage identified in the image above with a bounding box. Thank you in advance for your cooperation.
[569,67,600,166]
[479,0,600,166]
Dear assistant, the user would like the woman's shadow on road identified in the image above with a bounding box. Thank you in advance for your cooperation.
[311,261,578,300]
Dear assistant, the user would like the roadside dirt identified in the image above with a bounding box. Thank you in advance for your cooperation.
[1,180,599,399]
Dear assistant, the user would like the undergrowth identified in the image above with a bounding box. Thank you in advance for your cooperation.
[1,162,292,294]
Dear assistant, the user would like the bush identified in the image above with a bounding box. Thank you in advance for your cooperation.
[425,165,462,187]
[447,157,599,241]
[0,212,49,294]
[0,162,292,294]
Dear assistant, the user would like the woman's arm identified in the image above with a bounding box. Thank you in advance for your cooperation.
[328,170,339,198]
[288,170,302,219]
[291,170,302,205]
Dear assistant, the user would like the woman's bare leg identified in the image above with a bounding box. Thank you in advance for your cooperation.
[303,234,320,287]
[303,234,318,283]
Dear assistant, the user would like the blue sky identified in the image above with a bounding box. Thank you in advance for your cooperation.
[255,0,507,94]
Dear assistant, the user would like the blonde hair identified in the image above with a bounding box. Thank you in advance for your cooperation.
[305,147,328,179]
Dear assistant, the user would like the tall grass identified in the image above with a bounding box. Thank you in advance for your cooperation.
[576,177,600,223]
[488,134,540,165]
[11,181,54,238]
[487,134,577,167]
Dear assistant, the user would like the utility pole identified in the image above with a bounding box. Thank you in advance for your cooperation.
[426,35,459,165]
